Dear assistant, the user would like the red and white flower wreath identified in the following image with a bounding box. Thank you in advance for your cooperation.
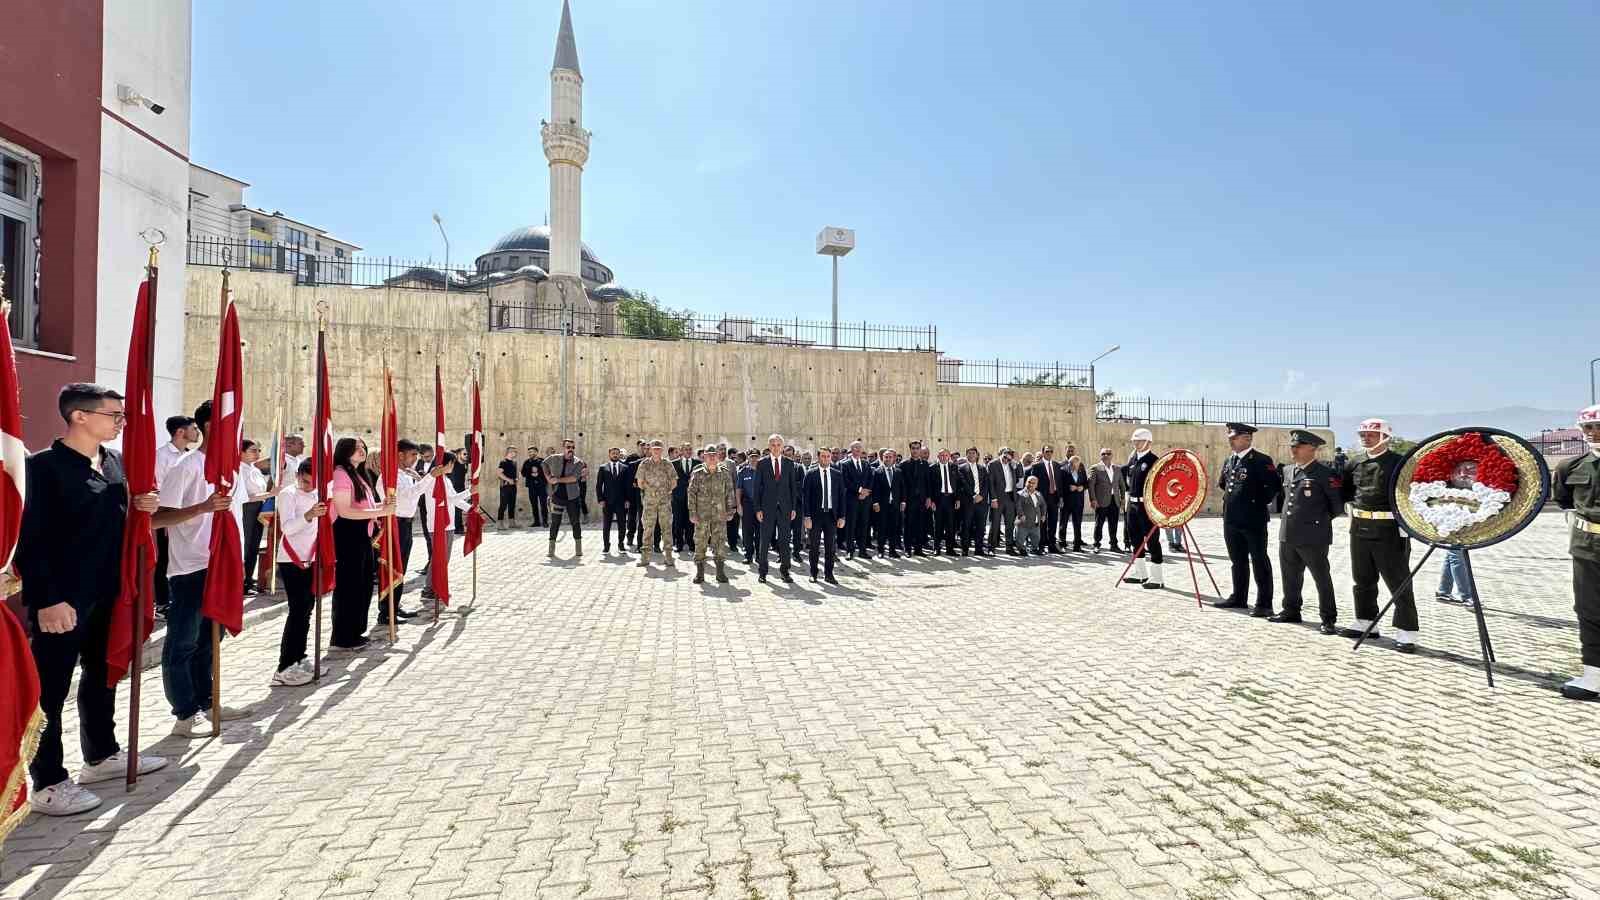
[1407,432,1518,538]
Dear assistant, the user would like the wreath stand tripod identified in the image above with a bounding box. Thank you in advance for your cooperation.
[1113,523,1222,609]
[1350,542,1498,687]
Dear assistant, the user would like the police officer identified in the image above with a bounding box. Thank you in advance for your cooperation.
[688,445,737,584]
[1215,423,1281,616]
[635,440,677,570]
[1555,404,1600,700]
[1338,418,1418,652]
[736,453,760,564]
[1269,430,1342,634]
[1122,428,1163,589]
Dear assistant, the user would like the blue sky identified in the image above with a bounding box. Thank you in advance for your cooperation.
[193,0,1600,417]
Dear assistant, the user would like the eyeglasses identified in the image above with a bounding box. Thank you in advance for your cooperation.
[81,410,127,424]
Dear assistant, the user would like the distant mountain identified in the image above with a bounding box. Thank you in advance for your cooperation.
[1328,406,1573,447]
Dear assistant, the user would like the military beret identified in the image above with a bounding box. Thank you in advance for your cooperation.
[648,439,664,448]
[1225,423,1258,437]
[1288,429,1325,447]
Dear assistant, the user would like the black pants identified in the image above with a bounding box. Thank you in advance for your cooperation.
[527,485,547,526]
[1042,494,1061,551]
[906,499,927,551]
[758,513,794,576]
[933,496,959,552]
[627,494,643,545]
[331,516,375,647]
[1224,520,1274,608]
[846,497,871,554]
[241,501,264,589]
[962,502,988,553]
[741,505,759,560]
[808,513,837,577]
[418,501,432,562]
[1093,504,1120,548]
[1061,499,1084,548]
[671,495,692,549]
[395,516,414,600]
[498,485,517,521]
[1351,532,1416,630]
[876,503,902,553]
[1576,557,1600,667]
[276,563,316,672]
[1280,542,1336,624]
[989,497,1015,550]
[602,502,628,550]
[1125,502,1163,563]
[549,495,583,540]
[154,529,171,611]
[29,599,119,791]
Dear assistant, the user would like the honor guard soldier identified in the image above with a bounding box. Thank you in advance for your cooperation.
[1555,404,1600,700]
[1339,418,1418,652]
[1215,423,1281,616]
[1269,430,1342,634]
[1122,428,1164,589]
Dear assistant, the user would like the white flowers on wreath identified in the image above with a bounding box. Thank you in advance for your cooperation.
[1408,480,1510,538]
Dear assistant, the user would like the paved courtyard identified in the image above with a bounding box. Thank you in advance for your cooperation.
[2,513,1597,900]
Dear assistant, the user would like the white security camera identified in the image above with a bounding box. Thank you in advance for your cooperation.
[117,84,166,116]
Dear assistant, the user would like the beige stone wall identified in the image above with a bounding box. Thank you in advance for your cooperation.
[183,270,1331,514]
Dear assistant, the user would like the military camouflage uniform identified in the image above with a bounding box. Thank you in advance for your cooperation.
[636,456,677,565]
[689,460,737,564]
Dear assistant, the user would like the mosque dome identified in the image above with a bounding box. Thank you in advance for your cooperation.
[474,225,613,286]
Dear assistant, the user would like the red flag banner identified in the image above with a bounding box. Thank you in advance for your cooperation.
[106,268,159,685]
[377,368,403,596]
[0,285,40,846]
[311,330,337,595]
[463,377,485,556]
[0,292,23,573]
[429,364,451,604]
[200,301,245,635]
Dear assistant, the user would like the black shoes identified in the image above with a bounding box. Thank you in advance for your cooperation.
[1267,612,1302,624]
[825,575,839,585]
[1561,685,1598,701]
[1395,642,1418,654]
[1319,623,1338,636]
[1250,606,1274,619]
[781,572,795,584]
[1337,627,1377,640]
[1213,599,1248,610]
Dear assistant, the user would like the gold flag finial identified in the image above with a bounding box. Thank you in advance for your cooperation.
[315,299,330,332]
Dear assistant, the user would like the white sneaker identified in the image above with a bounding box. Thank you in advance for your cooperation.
[271,664,314,687]
[172,712,211,738]
[78,751,168,785]
[29,780,102,816]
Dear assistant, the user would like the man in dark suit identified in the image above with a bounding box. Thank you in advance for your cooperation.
[961,447,991,557]
[803,447,847,583]
[1270,430,1342,633]
[929,449,963,554]
[841,440,874,560]
[671,442,696,553]
[595,447,633,554]
[1030,445,1063,553]
[1215,423,1282,616]
[872,449,906,557]
[903,440,930,556]
[753,433,802,583]
[987,448,1021,555]
[624,441,645,549]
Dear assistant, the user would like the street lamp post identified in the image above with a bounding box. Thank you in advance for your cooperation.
[816,227,855,349]
[1590,357,1599,405]
[432,212,449,292]
[1088,344,1120,415]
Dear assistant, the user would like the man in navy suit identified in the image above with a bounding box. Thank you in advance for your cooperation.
[753,433,802,583]
[872,449,906,557]
[841,440,874,560]
[803,447,848,584]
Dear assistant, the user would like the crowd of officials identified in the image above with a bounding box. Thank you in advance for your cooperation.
[16,380,1600,819]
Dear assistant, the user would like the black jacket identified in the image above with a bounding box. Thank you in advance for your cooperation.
[1219,448,1280,528]
[872,465,907,507]
[671,457,694,501]
[1029,459,1062,499]
[802,464,848,520]
[596,459,634,506]
[1280,460,1342,546]
[753,455,802,515]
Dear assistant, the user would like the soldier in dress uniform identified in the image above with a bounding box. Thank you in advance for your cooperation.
[1214,423,1281,616]
[1268,430,1342,634]
[1555,404,1600,700]
[1338,418,1418,652]
[635,440,678,570]
[688,445,737,584]
[1121,428,1164,589]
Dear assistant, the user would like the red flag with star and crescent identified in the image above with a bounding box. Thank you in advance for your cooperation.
[106,264,159,685]
[311,329,337,595]
[462,376,485,556]
[0,276,41,846]
[377,368,403,596]
[428,363,451,604]
[200,299,245,635]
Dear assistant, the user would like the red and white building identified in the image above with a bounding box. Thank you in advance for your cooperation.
[1,0,191,448]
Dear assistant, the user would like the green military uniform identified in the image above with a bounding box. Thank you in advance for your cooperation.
[1555,447,1600,698]
[1277,431,1342,628]
[636,452,677,567]
[1339,447,1417,641]
[688,453,737,582]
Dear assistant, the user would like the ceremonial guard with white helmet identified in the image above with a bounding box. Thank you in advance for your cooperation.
[1338,418,1419,652]
[1555,404,1600,701]
[1121,428,1164,589]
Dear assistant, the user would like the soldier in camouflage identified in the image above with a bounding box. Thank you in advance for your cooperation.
[688,444,737,584]
[635,439,678,570]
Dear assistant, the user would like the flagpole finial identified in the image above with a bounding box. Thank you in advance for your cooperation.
[315,300,330,333]
[139,228,165,269]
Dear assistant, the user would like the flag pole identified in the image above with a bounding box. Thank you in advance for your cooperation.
[384,351,397,644]
[471,349,482,612]
[212,267,230,738]
[434,336,443,624]
[127,242,159,788]
[313,301,328,682]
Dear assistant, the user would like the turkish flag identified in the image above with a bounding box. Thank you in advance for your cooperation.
[463,377,485,556]
[377,368,403,597]
[200,300,245,636]
[429,364,450,604]
[0,285,40,843]
[311,330,337,595]
[106,269,158,685]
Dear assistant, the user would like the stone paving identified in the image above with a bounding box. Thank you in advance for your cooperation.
[2,513,1598,900]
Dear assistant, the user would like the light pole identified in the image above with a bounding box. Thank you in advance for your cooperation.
[1590,357,1599,405]
[432,212,450,291]
[1088,344,1120,413]
[816,227,855,348]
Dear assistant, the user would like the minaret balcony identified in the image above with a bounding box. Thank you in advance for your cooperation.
[541,122,591,166]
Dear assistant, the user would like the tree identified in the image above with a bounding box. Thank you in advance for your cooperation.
[1009,372,1089,390]
[616,289,691,340]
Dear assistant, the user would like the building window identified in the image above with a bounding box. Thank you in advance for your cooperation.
[315,238,322,251]
[510,255,521,268]
[334,247,345,259]
[1,147,41,347]
[285,226,309,247]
